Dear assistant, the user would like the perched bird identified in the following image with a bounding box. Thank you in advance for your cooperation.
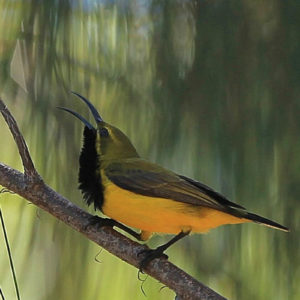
[58,92,289,268]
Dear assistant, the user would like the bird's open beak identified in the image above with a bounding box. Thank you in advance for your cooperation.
[57,92,103,129]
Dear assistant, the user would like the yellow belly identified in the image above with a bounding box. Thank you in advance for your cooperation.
[102,182,249,237]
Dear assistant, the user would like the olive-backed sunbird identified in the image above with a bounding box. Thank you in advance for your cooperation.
[58,92,289,268]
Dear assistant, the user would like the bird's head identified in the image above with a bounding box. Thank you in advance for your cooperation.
[58,92,139,162]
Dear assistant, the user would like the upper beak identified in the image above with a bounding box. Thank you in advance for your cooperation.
[57,92,104,129]
[71,92,103,123]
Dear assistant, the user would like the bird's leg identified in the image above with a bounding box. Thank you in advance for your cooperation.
[139,230,190,271]
[86,215,142,241]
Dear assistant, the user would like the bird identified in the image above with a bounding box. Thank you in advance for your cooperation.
[58,92,289,269]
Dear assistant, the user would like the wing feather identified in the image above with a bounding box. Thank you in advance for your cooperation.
[105,159,246,217]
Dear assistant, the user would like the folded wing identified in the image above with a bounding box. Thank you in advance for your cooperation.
[105,159,247,218]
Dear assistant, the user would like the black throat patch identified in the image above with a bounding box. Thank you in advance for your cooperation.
[78,126,104,211]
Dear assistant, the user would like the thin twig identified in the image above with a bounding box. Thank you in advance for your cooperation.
[0,206,20,300]
[0,288,5,300]
[0,99,38,179]
[0,98,226,300]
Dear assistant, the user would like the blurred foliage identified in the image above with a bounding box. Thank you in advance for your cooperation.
[0,0,299,299]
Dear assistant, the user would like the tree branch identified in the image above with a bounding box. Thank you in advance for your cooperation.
[0,98,226,300]
[0,100,38,178]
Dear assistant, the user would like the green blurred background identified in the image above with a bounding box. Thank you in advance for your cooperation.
[0,1,299,299]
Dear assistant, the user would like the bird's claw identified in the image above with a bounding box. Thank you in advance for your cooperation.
[138,248,168,271]
[84,215,114,230]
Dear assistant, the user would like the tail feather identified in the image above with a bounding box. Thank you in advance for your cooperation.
[245,212,289,232]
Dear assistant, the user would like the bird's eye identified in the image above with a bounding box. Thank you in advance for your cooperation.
[100,127,109,137]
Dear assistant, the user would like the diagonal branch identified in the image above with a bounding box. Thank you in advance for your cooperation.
[0,98,226,300]
[0,99,38,178]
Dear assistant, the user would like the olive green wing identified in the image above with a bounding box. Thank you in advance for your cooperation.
[105,159,246,216]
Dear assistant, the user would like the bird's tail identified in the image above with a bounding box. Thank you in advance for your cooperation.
[245,212,289,232]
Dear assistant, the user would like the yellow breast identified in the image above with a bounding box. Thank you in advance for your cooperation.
[101,181,249,238]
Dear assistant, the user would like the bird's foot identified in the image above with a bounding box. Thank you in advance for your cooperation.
[138,246,169,271]
[84,215,115,230]
[84,216,142,241]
